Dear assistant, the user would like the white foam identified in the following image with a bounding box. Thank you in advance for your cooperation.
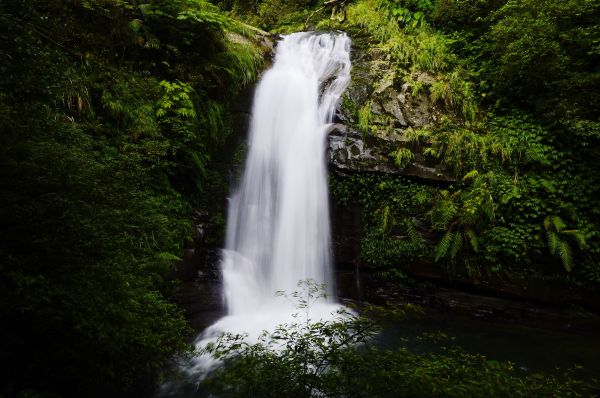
[188,31,352,378]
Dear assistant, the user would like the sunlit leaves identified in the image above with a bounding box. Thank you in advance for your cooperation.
[156,80,197,119]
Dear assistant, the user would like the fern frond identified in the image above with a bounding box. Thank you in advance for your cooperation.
[465,228,479,252]
[562,229,587,249]
[546,231,559,255]
[404,127,431,144]
[450,231,462,259]
[157,252,182,262]
[435,231,453,261]
[389,148,414,168]
[433,199,457,228]
[551,215,566,233]
[423,147,439,157]
[558,241,573,272]
[460,208,477,227]
[358,101,372,136]
[574,231,587,250]
[481,197,495,222]
[462,169,478,181]
[188,151,207,177]
[406,219,422,244]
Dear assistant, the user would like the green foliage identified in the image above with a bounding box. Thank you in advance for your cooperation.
[430,172,496,262]
[0,0,265,396]
[222,0,325,32]
[219,38,265,91]
[487,0,600,117]
[343,0,479,122]
[349,0,455,72]
[157,80,197,119]
[389,147,414,168]
[200,281,591,397]
[430,70,477,121]
[201,280,385,397]
[0,114,194,395]
[330,174,434,270]
[407,113,554,175]
[544,216,587,272]
[380,0,434,29]
[357,100,372,137]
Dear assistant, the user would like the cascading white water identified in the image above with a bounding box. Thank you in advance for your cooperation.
[190,31,351,374]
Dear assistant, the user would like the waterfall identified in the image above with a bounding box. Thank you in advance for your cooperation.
[190,31,351,374]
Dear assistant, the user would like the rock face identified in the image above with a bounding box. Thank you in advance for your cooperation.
[327,124,452,181]
[327,40,452,181]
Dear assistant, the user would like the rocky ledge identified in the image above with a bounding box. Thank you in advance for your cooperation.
[327,123,452,181]
[326,39,453,181]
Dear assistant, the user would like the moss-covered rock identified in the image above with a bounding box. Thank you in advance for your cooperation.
[328,36,450,180]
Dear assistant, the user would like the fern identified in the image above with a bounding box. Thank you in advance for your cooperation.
[449,231,463,259]
[562,230,587,250]
[431,172,495,262]
[558,241,573,272]
[156,252,182,262]
[177,9,228,30]
[546,230,559,255]
[543,215,587,272]
[462,169,478,181]
[404,127,431,145]
[389,147,414,168]
[428,71,477,121]
[215,39,264,95]
[435,231,453,260]
[415,190,429,205]
[415,114,553,177]
[406,219,421,243]
[465,228,479,252]
[430,193,458,229]
[550,215,567,232]
[200,99,226,140]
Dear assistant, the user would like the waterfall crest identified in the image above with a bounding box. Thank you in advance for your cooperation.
[192,31,351,372]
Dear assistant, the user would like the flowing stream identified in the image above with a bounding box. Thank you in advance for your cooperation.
[188,31,352,375]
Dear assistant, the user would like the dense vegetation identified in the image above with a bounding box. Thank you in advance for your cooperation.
[222,0,600,288]
[2,0,599,397]
[0,1,264,396]
[343,0,600,286]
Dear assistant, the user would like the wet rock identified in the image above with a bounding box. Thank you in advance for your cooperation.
[327,124,452,181]
[335,269,600,333]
